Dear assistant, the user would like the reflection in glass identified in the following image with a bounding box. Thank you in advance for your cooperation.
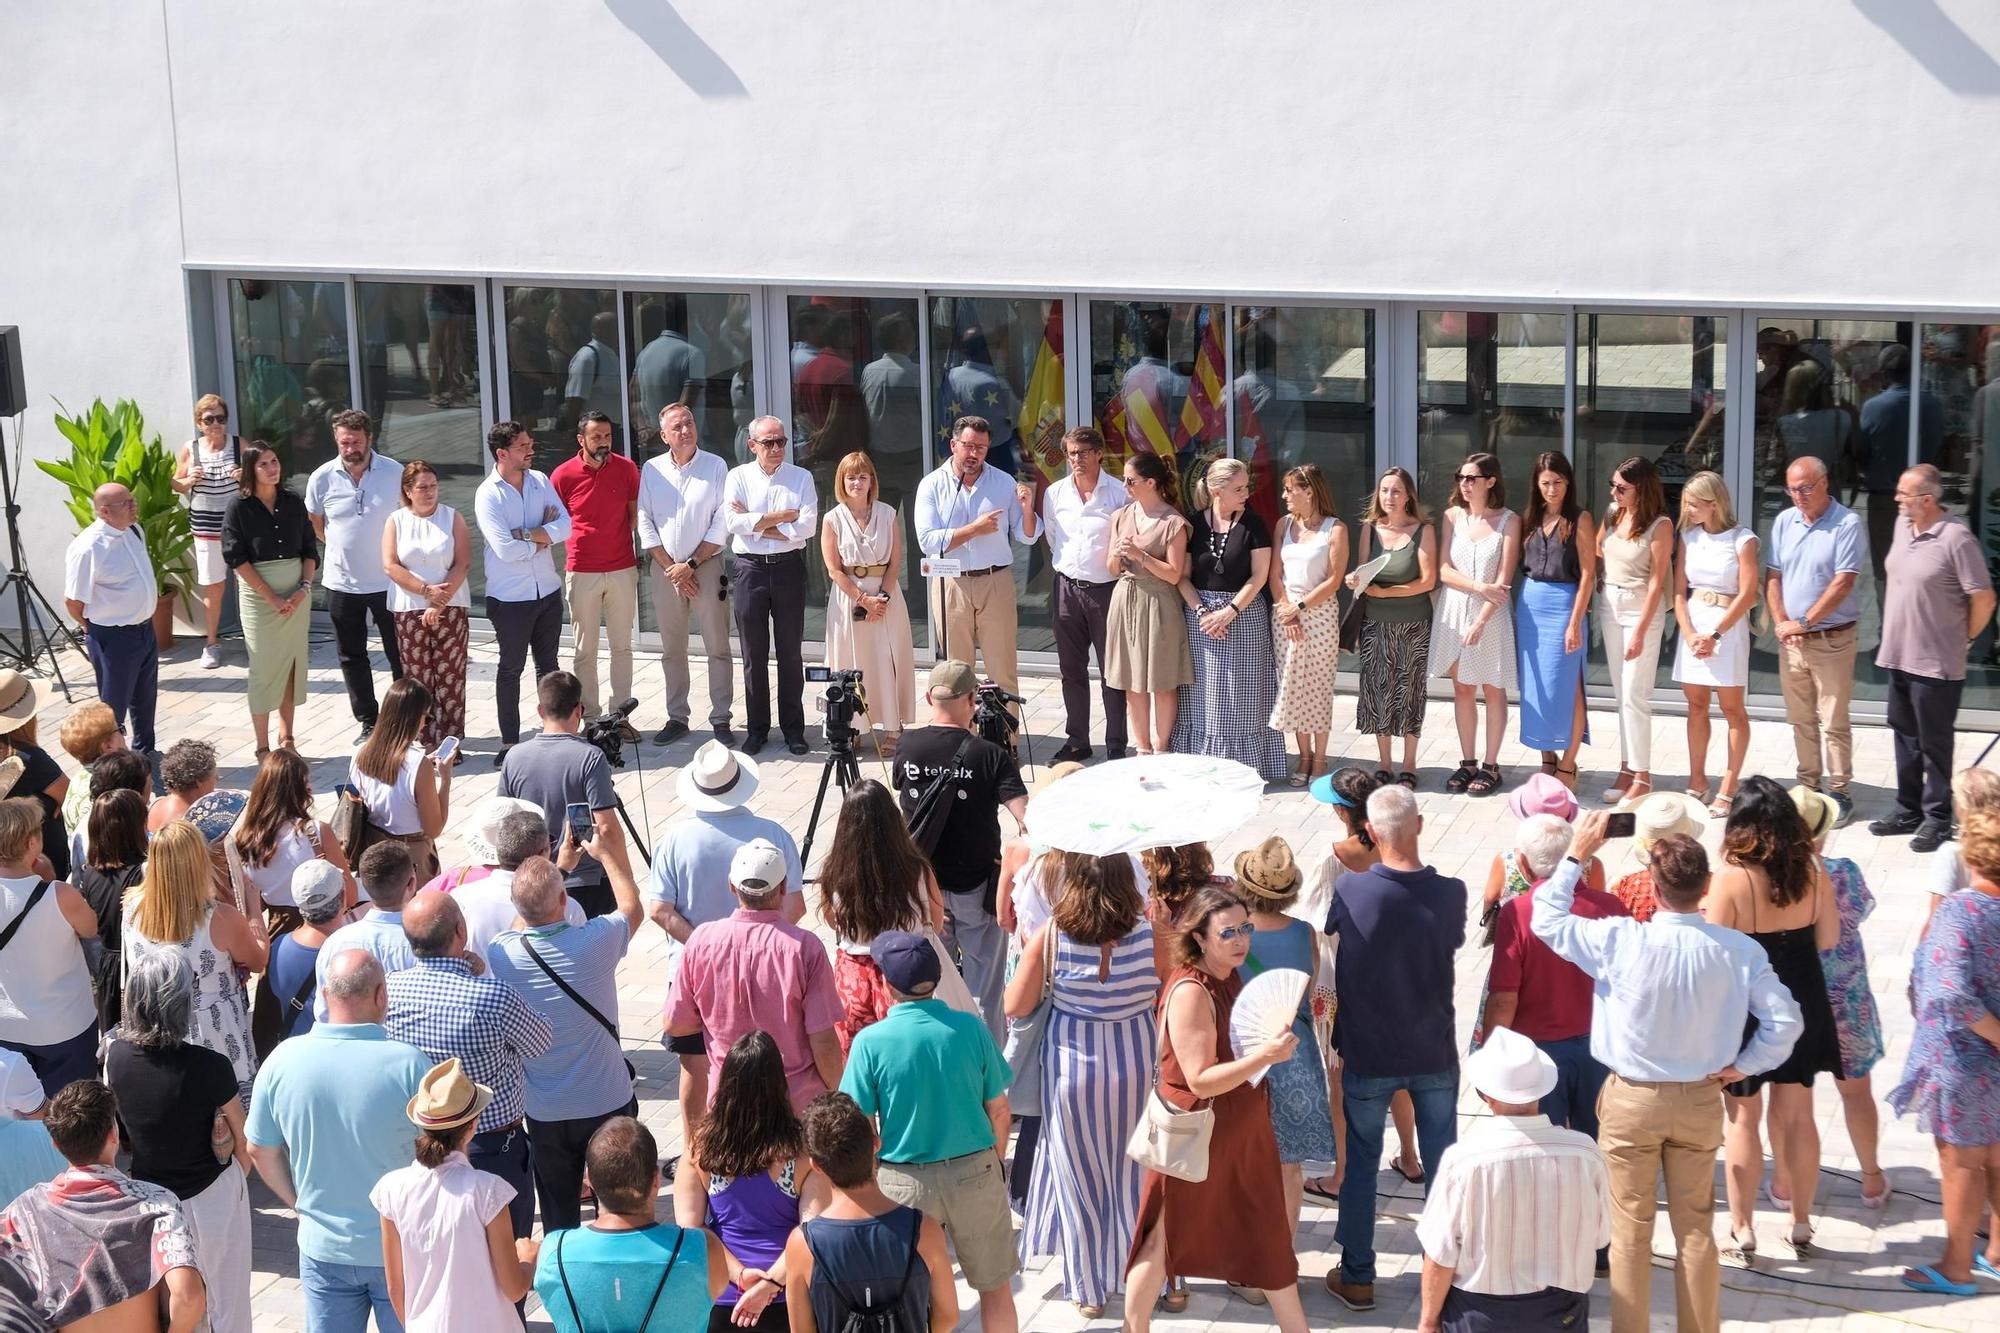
[1231,306,1374,524]
[357,282,487,600]
[788,295,928,649]
[227,278,350,486]
[929,297,1065,651]
[1088,301,1227,501]
[1417,311,1566,517]
[1922,323,2000,706]
[622,291,755,460]
[502,286,622,469]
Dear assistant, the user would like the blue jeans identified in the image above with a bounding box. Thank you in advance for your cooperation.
[298,1254,403,1333]
[1336,1066,1459,1286]
[1536,1034,1609,1138]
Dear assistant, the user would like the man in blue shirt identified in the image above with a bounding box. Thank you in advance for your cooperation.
[248,950,432,1333]
[1322,783,1467,1313]
[475,419,573,762]
[1532,812,1801,1333]
[1763,456,1868,826]
[313,840,419,1022]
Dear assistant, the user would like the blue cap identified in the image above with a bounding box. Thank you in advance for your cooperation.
[869,930,941,996]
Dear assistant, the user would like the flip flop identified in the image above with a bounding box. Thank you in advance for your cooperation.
[1902,1264,1978,1296]
[1390,1156,1425,1184]
[1302,1180,1341,1204]
[1975,1254,2000,1280]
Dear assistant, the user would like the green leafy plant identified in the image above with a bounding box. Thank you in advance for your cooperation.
[38,398,195,605]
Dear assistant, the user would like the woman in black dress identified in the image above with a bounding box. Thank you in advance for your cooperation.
[1703,775,1840,1259]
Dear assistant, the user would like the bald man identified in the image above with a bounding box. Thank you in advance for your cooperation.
[721,416,818,755]
[64,483,160,756]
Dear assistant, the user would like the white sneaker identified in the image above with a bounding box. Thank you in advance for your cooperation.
[200,644,222,669]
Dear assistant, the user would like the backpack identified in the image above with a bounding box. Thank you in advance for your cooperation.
[803,1210,922,1333]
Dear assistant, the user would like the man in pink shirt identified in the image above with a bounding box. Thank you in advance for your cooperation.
[550,410,641,719]
[665,838,843,1112]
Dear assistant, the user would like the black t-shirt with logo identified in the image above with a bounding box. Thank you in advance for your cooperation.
[893,724,1026,898]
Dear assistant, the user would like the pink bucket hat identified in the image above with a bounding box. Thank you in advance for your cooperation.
[1507,772,1579,823]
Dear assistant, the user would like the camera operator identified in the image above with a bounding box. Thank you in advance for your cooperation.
[499,670,634,919]
[896,660,1028,1047]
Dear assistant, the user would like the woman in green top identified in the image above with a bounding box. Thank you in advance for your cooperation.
[1347,468,1437,788]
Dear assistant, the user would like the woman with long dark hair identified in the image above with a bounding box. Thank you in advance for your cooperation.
[674,1031,830,1332]
[72,788,147,1035]
[1348,468,1436,789]
[229,749,349,939]
[1105,449,1193,755]
[1704,774,1840,1258]
[1517,452,1595,789]
[348,678,452,880]
[1429,452,1518,797]
[382,460,472,751]
[221,442,318,759]
[1596,456,1675,804]
[818,781,944,1053]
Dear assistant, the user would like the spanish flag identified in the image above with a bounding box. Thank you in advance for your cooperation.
[1016,304,1066,490]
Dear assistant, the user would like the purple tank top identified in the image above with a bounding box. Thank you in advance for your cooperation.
[707,1159,801,1305]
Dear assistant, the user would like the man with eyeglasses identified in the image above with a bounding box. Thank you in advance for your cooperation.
[722,417,817,756]
[63,483,160,761]
[638,403,733,745]
[476,420,573,765]
[1035,426,1128,763]
[1872,464,1995,851]
[305,409,406,742]
[1763,456,1867,828]
[914,417,1039,723]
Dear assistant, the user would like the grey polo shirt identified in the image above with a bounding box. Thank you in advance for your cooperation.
[1878,514,1992,681]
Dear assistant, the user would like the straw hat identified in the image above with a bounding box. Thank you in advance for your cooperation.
[1234,836,1301,901]
[1633,792,1705,865]
[676,740,762,813]
[0,672,40,734]
[1790,785,1836,842]
[461,796,545,866]
[406,1058,492,1132]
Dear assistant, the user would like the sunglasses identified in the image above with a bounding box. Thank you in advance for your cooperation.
[1213,922,1257,942]
[751,436,787,447]
[200,414,227,424]
[1456,472,1488,483]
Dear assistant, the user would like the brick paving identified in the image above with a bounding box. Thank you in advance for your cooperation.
[25,619,2000,1330]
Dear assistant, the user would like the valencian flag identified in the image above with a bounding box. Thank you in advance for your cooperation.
[1015,303,1066,491]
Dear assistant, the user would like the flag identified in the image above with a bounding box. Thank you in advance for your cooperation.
[1016,304,1066,490]
[1173,305,1227,455]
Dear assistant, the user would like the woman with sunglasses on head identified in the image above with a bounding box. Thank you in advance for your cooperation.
[222,443,319,760]
[1516,452,1595,791]
[174,395,244,670]
[1429,453,1518,798]
[1596,456,1675,805]
[1348,468,1437,790]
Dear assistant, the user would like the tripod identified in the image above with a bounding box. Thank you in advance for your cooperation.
[0,417,78,698]
[799,725,862,869]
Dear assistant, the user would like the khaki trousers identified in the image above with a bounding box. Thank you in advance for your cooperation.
[565,567,638,716]
[939,571,1019,698]
[1777,622,1857,793]
[650,558,733,727]
[1596,1074,1722,1333]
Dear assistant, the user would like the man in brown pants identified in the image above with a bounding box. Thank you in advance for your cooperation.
[1531,812,1802,1333]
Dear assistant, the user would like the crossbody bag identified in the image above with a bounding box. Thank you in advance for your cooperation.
[523,934,639,1083]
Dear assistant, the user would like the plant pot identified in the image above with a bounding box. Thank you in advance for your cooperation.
[152,593,177,651]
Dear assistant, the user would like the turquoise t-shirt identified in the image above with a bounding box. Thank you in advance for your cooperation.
[533,1224,710,1333]
[0,1119,67,1205]
[841,998,1010,1163]
[245,1023,432,1266]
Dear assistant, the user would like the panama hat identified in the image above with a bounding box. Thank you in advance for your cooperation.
[407,1058,493,1132]
[1633,792,1705,865]
[1234,836,1302,901]
[1466,1026,1559,1105]
[677,740,761,813]
[462,796,546,866]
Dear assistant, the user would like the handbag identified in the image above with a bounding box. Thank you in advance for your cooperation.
[1001,923,1057,1116]
[330,787,375,866]
[1125,977,1216,1182]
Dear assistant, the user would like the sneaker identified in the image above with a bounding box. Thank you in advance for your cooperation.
[1827,790,1854,829]
[653,720,690,745]
[1324,1275,1375,1312]
[354,722,376,744]
[200,643,223,670]
[1912,822,1954,854]
[1868,811,1923,837]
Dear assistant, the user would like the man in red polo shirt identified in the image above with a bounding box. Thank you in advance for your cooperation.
[551,410,642,719]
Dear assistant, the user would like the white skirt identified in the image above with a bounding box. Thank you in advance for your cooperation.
[1671,595,1749,689]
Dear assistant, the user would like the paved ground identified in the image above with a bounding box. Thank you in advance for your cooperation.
[26,619,2000,1331]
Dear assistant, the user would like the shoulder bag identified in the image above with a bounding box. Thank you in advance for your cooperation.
[1001,920,1058,1116]
[0,880,52,955]
[905,730,975,858]
[523,934,639,1084]
[330,786,376,866]
[1125,976,1216,1182]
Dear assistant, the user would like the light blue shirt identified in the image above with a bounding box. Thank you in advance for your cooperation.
[1766,500,1866,627]
[0,1119,67,1205]
[475,468,573,602]
[304,452,404,594]
[245,1023,431,1266]
[533,1224,711,1333]
[1530,857,1803,1082]
[487,916,634,1122]
[915,462,1033,569]
[645,809,803,976]
[314,910,418,1021]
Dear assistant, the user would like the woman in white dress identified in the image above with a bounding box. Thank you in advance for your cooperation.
[1266,465,1347,786]
[1430,452,1520,798]
[820,451,915,754]
[1671,471,1759,817]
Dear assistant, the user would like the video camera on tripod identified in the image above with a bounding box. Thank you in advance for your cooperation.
[972,680,1025,750]
[581,697,640,769]
[805,665,865,751]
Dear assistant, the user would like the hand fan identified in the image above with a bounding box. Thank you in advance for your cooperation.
[1231,967,1309,1087]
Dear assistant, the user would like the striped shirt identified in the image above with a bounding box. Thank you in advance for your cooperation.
[384,957,554,1131]
[1414,1114,1610,1296]
[186,436,241,539]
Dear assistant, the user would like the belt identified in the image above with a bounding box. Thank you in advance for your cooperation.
[843,563,890,578]
[1789,622,1854,640]
[956,565,1008,578]
[1058,572,1115,590]
[473,1119,525,1137]
[737,550,804,565]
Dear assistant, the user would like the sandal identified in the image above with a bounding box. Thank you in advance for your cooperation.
[1623,774,1653,803]
[1466,763,1503,797]
[1074,1300,1105,1319]
[1390,1153,1425,1184]
[1726,1225,1757,1260]
[1902,1264,1978,1296]
[1397,770,1418,790]
[1787,1222,1814,1259]
[1158,1288,1189,1314]
[1861,1167,1890,1209]
[1709,788,1736,818]
[1373,768,1394,785]
[1444,759,1479,795]
[1540,754,1559,775]
[1601,767,1635,804]
[1554,763,1578,791]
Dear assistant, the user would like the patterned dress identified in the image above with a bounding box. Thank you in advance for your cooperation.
[1268,516,1342,733]
[1820,856,1883,1080]
[123,906,256,1106]
[1612,868,1659,924]
[387,505,470,748]
[1024,922,1158,1306]
[1891,890,2000,1146]
[1240,919,1337,1164]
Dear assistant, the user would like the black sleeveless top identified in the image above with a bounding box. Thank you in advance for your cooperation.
[1523,519,1582,583]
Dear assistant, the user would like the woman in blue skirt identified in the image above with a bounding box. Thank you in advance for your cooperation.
[1516,452,1595,790]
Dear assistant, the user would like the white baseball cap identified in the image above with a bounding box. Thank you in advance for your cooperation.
[729,838,788,895]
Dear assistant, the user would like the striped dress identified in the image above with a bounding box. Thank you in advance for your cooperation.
[1023,921,1158,1306]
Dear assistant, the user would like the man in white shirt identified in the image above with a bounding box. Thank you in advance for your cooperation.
[914,417,1040,716]
[62,484,160,756]
[304,410,406,742]
[1415,1027,1610,1333]
[475,419,573,762]
[723,417,817,756]
[1038,426,1129,762]
[638,404,732,745]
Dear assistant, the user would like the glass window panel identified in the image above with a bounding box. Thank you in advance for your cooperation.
[788,295,928,650]
[1231,304,1374,519]
[1416,311,1566,517]
[501,286,623,470]
[227,278,349,488]
[1748,317,1910,702]
[356,281,487,599]
[1088,300,1229,499]
[1572,314,1725,688]
[929,296,1065,653]
[1922,323,2000,711]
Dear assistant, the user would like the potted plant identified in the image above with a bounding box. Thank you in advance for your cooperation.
[39,398,196,648]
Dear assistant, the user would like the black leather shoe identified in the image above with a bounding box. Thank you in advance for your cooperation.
[787,738,811,756]
[492,746,510,769]
[1912,822,1955,854]
[355,722,376,744]
[741,734,768,756]
[1105,744,1129,760]
[1868,811,1923,837]
[1050,743,1093,764]
[713,725,736,744]
[653,720,690,745]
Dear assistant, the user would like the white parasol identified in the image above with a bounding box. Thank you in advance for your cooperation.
[1024,752,1266,855]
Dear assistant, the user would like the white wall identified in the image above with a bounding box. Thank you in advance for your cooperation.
[6,0,2000,599]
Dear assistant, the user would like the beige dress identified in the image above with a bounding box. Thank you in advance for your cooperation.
[1105,505,1194,693]
[823,500,916,732]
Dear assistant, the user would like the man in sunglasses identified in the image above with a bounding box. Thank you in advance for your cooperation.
[64,483,160,762]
